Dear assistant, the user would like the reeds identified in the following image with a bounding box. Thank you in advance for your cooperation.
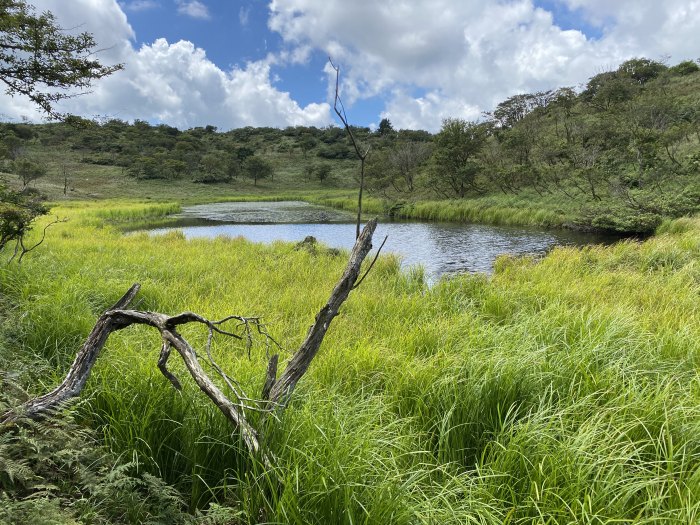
[1,203,698,523]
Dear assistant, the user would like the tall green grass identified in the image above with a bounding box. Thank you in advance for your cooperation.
[308,194,571,228]
[1,203,698,523]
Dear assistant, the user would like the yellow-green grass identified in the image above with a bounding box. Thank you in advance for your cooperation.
[1,202,698,523]
[304,191,575,228]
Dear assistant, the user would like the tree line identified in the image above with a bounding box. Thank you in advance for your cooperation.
[2,56,699,232]
[365,58,700,232]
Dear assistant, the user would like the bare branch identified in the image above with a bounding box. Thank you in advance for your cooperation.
[329,57,370,239]
[7,216,68,264]
[158,342,182,391]
[2,220,381,463]
[261,354,279,401]
[353,234,388,290]
[266,219,378,407]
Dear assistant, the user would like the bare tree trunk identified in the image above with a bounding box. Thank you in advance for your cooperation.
[1,284,140,422]
[329,58,370,240]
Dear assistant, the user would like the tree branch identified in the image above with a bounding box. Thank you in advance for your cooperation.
[1,220,380,462]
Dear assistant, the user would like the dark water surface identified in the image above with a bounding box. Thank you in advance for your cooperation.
[150,201,619,279]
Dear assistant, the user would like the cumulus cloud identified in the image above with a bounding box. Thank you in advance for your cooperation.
[269,0,700,130]
[3,0,698,131]
[175,0,210,20]
[0,0,331,129]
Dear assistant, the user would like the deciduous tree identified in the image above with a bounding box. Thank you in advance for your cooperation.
[0,0,123,119]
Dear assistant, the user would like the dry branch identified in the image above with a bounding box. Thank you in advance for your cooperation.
[329,58,371,239]
[2,219,379,460]
[265,218,377,407]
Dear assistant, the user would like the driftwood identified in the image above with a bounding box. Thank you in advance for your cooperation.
[1,219,378,459]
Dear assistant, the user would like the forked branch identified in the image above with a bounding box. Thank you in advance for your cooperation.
[2,219,379,461]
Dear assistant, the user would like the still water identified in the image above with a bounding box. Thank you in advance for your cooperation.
[150,201,618,279]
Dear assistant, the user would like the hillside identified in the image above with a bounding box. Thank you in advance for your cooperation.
[1,57,699,233]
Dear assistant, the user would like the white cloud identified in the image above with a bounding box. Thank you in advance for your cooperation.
[0,0,331,129]
[239,6,250,26]
[4,0,698,131]
[269,0,700,130]
[120,0,159,12]
[175,0,210,20]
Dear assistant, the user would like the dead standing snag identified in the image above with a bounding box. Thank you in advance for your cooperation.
[2,219,379,460]
[329,58,370,240]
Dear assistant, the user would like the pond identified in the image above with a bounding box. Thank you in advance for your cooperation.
[149,201,620,280]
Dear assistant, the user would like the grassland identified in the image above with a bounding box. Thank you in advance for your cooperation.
[2,136,590,231]
[1,201,698,523]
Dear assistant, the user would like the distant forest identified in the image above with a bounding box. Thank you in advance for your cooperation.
[1,57,699,232]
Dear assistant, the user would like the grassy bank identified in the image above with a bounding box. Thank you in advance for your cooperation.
[308,192,571,229]
[1,202,699,523]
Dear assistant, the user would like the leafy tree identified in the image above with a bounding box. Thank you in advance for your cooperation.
[315,163,332,182]
[582,71,638,110]
[377,118,395,136]
[297,133,317,158]
[128,156,161,180]
[0,130,22,159]
[489,92,553,129]
[669,60,700,76]
[243,156,273,186]
[0,185,46,252]
[429,118,488,198]
[12,157,46,188]
[0,0,121,258]
[366,142,431,195]
[197,152,227,182]
[235,146,255,162]
[618,58,667,85]
[0,0,123,119]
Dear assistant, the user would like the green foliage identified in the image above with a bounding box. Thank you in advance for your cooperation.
[242,155,273,186]
[0,383,190,524]
[1,204,700,522]
[0,0,122,119]
[618,57,668,84]
[429,118,487,197]
[313,162,332,182]
[376,117,395,136]
[10,158,46,188]
[0,184,46,252]
[669,59,700,76]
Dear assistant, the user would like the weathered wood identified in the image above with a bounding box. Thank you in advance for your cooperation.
[1,283,141,422]
[266,218,377,407]
[2,218,379,461]
[261,354,279,401]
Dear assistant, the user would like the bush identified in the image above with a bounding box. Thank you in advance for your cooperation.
[669,60,700,76]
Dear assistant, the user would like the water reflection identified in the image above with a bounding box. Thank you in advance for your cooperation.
[150,201,618,279]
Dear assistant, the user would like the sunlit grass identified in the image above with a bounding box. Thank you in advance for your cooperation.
[1,202,698,523]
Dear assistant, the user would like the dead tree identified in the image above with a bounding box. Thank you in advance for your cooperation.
[329,58,370,239]
[1,219,379,460]
[7,216,68,264]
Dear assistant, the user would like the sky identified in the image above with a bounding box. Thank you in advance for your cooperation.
[1,0,699,132]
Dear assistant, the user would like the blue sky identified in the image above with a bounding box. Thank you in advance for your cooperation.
[2,1,698,131]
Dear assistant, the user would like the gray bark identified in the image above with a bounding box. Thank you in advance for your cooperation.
[2,219,378,460]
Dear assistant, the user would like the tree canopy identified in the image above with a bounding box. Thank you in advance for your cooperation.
[1,0,122,259]
[0,0,123,119]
